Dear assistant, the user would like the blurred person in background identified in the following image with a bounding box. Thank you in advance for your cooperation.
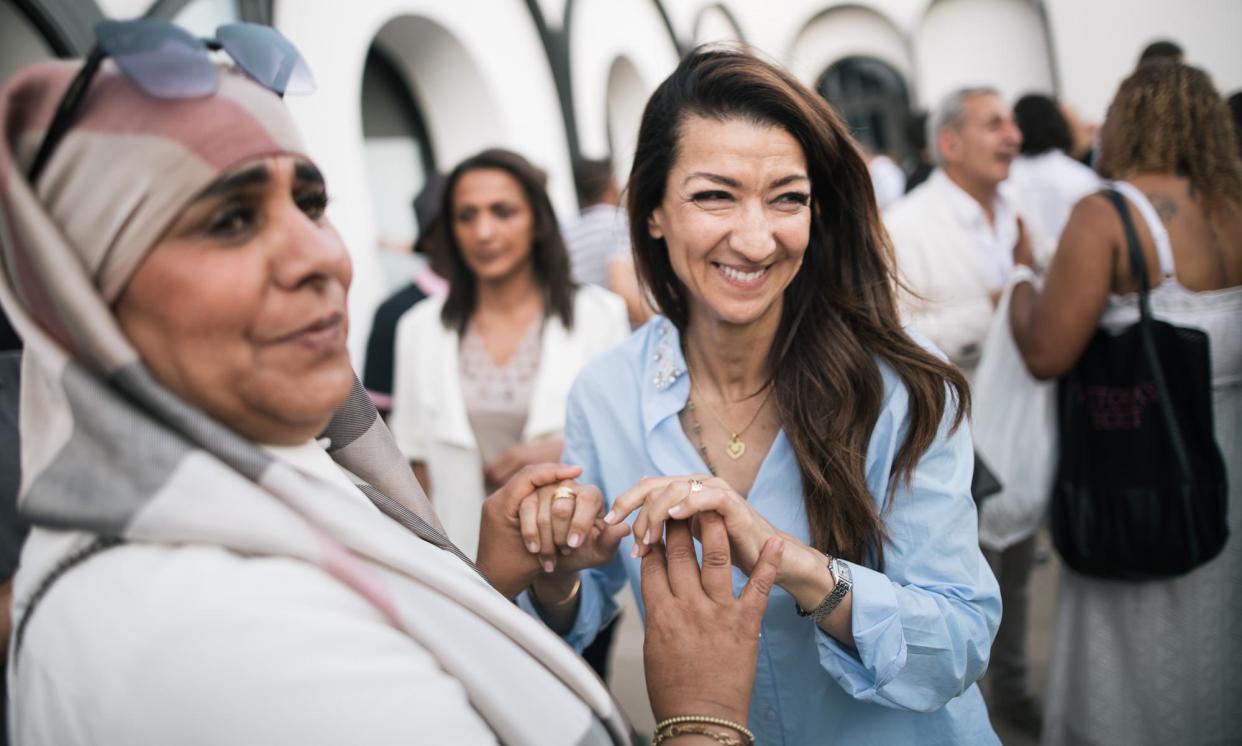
[1010,61,1242,745]
[363,173,448,415]
[564,158,651,326]
[885,87,1042,377]
[1009,93,1101,244]
[390,148,629,558]
[524,48,1001,746]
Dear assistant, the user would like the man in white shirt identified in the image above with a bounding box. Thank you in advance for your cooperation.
[885,87,1045,738]
[885,87,1024,375]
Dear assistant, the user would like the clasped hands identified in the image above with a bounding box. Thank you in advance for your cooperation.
[478,466,795,601]
[476,464,783,726]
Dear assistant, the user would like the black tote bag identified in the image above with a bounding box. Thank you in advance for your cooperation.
[1050,189,1228,581]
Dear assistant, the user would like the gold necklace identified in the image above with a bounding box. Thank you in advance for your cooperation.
[690,384,773,461]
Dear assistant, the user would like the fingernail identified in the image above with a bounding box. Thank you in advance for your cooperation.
[669,503,685,517]
[527,542,539,553]
[630,544,640,559]
[542,560,554,573]
[603,510,617,524]
[643,529,653,545]
[568,532,581,548]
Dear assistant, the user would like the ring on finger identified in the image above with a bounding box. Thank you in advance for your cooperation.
[553,485,577,502]
[689,479,704,494]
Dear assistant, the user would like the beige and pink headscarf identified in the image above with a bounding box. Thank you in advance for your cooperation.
[0,60,626,745]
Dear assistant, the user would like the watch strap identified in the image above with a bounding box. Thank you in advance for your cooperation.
[795,557,852,623]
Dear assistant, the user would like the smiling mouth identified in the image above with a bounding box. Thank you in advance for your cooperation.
[713,262,769,288]
[274,312,344,350]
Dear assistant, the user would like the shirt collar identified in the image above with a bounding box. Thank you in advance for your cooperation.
[640,319,690,436]
[932,168,1011,230]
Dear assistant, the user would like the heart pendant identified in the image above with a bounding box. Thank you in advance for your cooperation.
[726,437,745,460]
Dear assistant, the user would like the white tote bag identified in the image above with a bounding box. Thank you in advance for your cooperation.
[973,275,1057,551]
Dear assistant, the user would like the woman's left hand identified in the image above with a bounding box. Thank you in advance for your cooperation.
[606,475,789,577]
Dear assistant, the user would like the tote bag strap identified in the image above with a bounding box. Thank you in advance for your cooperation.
[1101,189,1192,479]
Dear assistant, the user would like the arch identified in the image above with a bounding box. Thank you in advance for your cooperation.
[818,56,913,159]
[692,3,744,47]
[370,15,503,171]
[786,4,913,94]
[914,0,1053,108]
[567,0,679,175]
[605,55,646,183]
[359,43,434,264]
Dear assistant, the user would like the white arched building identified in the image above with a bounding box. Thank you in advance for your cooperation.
[4,0,1240,363]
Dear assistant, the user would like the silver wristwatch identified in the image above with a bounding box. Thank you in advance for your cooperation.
[795,557,853,624]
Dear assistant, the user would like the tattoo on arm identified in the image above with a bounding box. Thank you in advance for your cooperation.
[1146,191,1178,224]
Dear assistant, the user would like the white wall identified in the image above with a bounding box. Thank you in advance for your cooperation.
[1045,0,1242,123]
[915,0,1053,108]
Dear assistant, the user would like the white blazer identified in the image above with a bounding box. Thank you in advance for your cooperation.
[389,285,630,558]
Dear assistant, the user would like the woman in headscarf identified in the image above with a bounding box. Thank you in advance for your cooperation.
[0,23,777,746]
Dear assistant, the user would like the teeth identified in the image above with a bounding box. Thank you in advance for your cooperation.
[720,265,766,282]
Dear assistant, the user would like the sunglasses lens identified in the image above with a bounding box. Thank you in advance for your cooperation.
[96,19,216,99]
[216,23,317,96]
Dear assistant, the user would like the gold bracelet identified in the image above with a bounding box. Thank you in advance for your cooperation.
[652,722,743,745]
[528,576,581,608]
[653,716,755,746]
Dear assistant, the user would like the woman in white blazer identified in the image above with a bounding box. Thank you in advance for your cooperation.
[391,149,629,559]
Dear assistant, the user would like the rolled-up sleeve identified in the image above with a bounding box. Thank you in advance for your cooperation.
[517,379,624,651]
[815,401,1001,712]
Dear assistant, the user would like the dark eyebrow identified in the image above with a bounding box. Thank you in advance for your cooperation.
[200,164,271,198]
[295,161,325,187]
[684,172,741,189]
[770,174,809,189]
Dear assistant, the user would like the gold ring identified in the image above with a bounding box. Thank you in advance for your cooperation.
[552,485,577,502]
[689,479,704,493]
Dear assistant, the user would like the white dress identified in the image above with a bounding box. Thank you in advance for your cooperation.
[1042,182,1242,745]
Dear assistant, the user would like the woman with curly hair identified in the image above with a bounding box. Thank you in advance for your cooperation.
[1010,62,1242,744]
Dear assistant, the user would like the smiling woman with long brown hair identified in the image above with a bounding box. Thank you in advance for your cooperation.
[527,48,1001,745]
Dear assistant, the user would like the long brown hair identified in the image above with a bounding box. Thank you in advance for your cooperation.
[439,148,576,332]
[1098,62,1242,213]
[627,47,969,568]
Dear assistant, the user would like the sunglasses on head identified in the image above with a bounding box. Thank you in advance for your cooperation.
[27,19,316,185]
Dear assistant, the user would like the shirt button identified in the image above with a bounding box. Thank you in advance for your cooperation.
[764,707,778,721]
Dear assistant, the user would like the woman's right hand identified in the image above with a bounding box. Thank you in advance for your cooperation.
[518,479,629,577]
[643,513,782,725]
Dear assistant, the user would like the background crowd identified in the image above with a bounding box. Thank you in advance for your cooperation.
[0,3,1240,745]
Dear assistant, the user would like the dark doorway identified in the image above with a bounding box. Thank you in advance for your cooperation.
[817,56,912,161]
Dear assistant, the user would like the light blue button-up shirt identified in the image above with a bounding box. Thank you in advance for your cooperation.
[524,318,1001,745]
